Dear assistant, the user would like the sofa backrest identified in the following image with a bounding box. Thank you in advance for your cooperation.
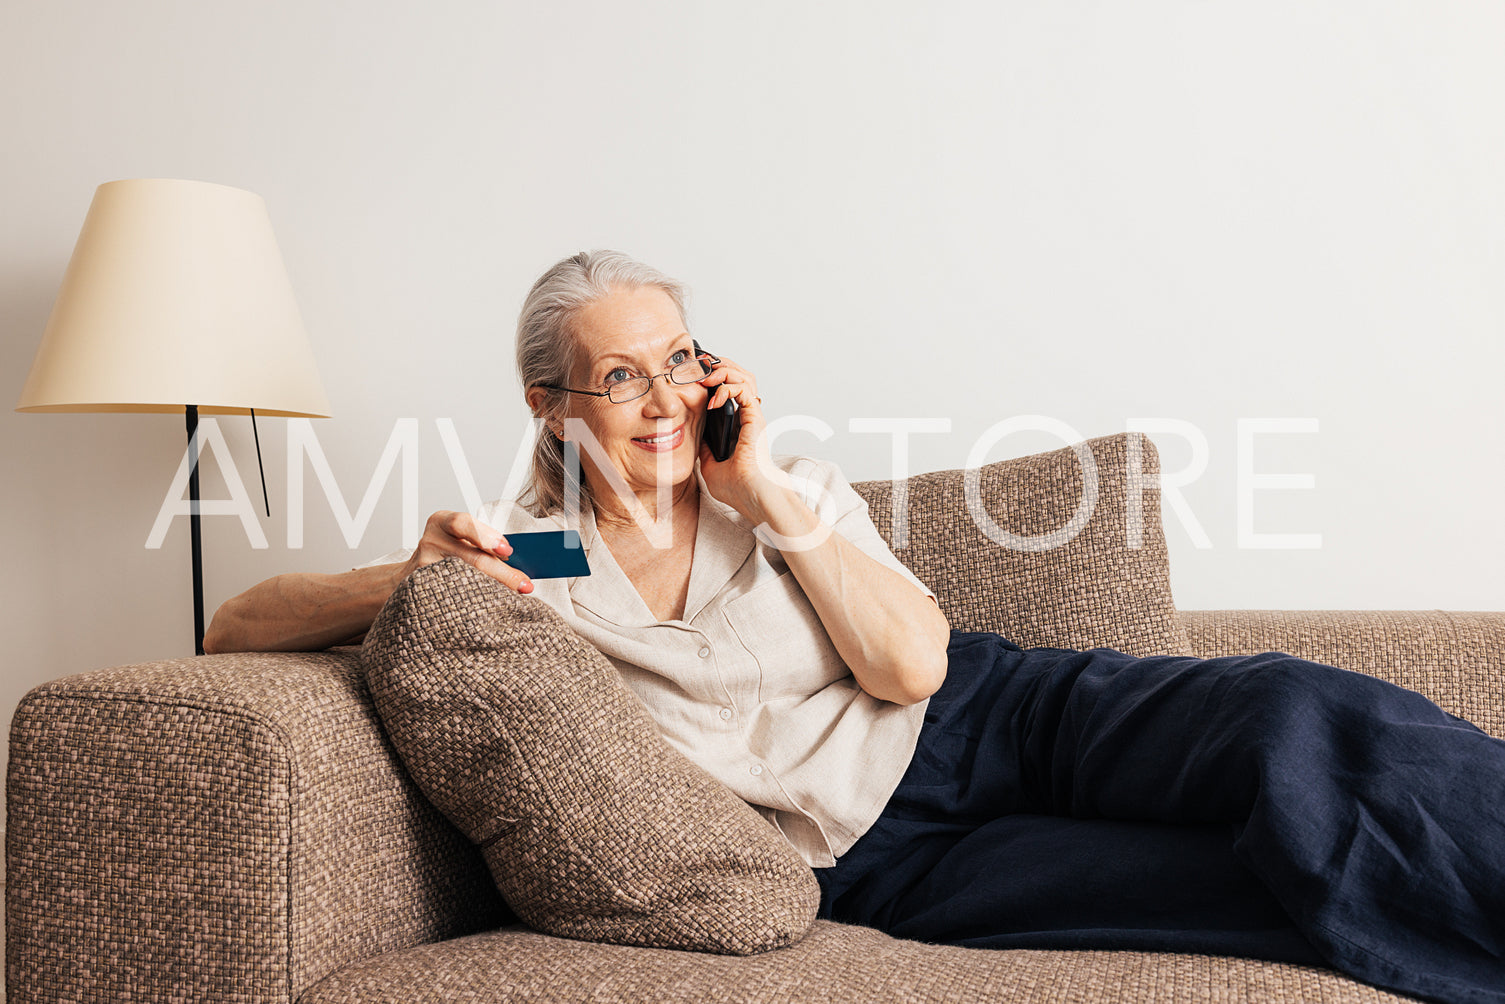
[853,431,1192,657]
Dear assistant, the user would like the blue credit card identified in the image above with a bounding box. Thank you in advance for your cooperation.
[504,530,591,579]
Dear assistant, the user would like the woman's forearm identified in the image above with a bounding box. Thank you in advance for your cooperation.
[202,563,405,654]
[204,509,533,655]
[746,485,951,706]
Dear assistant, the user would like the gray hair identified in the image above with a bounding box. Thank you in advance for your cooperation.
[515,250,690,516]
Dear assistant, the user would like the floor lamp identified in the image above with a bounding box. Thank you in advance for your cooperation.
[16,178,331,655]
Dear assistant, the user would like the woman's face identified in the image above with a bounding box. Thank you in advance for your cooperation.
[563,285,707,505]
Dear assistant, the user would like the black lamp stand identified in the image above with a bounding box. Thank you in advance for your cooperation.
[186,404,205,655]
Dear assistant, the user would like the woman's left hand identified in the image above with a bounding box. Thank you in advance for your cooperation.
[697,353,950,705]
[695,354,787,518]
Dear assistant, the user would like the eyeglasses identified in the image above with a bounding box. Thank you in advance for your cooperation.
[538,347,720,405]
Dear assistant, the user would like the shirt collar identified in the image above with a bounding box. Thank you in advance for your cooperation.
[683,465,757,622]
[566,464,756,626]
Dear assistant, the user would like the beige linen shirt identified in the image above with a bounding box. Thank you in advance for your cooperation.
[359,455,935,868]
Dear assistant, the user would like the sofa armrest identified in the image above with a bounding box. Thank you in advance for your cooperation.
[6,648,510,1004]
[1179,609,1505,740]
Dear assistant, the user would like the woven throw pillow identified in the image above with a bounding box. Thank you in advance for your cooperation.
[359,557,819,955]
[854,431,1192,657]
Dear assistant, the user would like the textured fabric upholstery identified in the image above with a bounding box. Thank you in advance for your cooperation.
[7,433,1502,1003]
[854,431,1192,656]
[1181,608,1505,740]
[299,920,1420,1004]
[6,649,509,1004]
[359,557,820,955]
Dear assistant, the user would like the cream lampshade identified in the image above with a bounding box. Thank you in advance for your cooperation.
[17,178,330,416]
[16,178,332,653]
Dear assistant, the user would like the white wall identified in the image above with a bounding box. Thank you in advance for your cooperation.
[3,2,1502,770]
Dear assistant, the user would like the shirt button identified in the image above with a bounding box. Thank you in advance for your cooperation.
[750,764,764,776]
[698,647,711,658]
[719,707,733,721]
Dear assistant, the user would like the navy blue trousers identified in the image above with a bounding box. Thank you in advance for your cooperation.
[815,632,1505,1004]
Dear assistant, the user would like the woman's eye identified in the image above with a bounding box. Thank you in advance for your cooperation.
[669,349,691,366]
[605,367,633,385]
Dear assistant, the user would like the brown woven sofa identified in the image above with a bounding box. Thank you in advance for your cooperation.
[9,432,1501,1003]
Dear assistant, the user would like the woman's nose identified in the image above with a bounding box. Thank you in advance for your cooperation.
[639,373,683,414]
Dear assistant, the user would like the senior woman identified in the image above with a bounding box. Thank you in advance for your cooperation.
[207,251,1505,1004]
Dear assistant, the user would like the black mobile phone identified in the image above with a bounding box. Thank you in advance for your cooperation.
[694,340,739,462]
[503,530,591,579]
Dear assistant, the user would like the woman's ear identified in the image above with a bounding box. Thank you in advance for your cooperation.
[525,386,567,441]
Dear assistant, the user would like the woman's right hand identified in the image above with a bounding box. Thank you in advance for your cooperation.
[399,510,534,595]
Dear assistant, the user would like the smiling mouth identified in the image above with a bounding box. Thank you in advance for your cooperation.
[632,426,685,450]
